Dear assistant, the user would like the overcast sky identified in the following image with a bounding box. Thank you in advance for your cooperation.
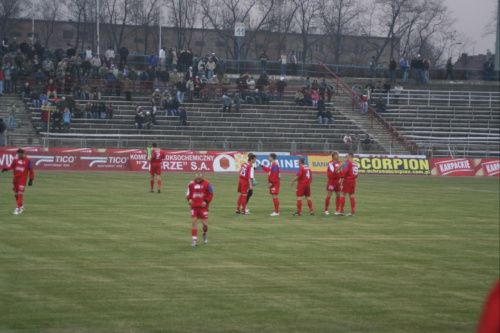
[444,0,497,55]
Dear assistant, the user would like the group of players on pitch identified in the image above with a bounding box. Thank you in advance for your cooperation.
[2,146,358,247]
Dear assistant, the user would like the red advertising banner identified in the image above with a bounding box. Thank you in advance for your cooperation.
[430,158,500,177]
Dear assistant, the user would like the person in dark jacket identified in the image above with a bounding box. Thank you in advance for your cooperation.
[118,46,129,69]
[179,107,187,126]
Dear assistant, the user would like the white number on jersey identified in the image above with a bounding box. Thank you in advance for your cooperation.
[306,170,311,179]
[239,165,247,177]
[353,166,359,175]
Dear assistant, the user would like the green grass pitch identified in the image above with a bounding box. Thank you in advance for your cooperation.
[0,172,498,333]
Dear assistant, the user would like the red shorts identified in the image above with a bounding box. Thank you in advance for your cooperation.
[237,179,250,194]
[269,182,280,195]
[326,179,341,192]
[296,183,311,197]
[190,207,209,219]
[341,179,356,194]
[13,177,27,193]
[150,164,162,176]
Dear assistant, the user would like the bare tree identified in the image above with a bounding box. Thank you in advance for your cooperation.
[320,0,361,65]
[64,0,96,51]
[130,0,160,54]
[291,0,323,64]
[165,0,199,50]
[36,0,65,47]
[0,0,29,40]
[100,0,133,50]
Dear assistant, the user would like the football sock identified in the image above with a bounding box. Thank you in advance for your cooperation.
[307,199,313,212]
[336,197,340,211]
[150,179,154,190]
[273,198,280,213]
[16,194,23,208]
[236,195,242,210]
[350,197,356,214]
[246,189,253,204]
[14,193,18,204]
[191,228,198,242]
[325,197,330,211]
[297,199,302,214]
[340,196,346,212]
[157,179,161,190]
[203,225,208,235]
[241,195,247,212]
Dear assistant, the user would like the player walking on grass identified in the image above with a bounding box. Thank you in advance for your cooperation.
[325,151,343,216]
[2,149,35,215]
[290,157,314,216]
[236,153,257,215]
[260,153,280,216]
[149,143,166,193]
[339,152,359,216]
[186,172,214,247]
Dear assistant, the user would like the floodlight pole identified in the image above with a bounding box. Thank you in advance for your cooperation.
[97,0,100,56]
[159,1,162,56]
[495,2,500,73]
[31,2,35,43]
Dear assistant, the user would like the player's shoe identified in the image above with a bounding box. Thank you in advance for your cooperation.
[13,208,20,215]
[310,212,314,216]
[293,212,302,216]
[324,211,329,215]
[203,235,208,244]
[338,212,344,216]
[150,190,154,193]
[243,211,251,215]
[270,212,280,217]
[19,206,25,214]
[158,189,161,194]
[245,209,250,213]
[334,211,341,216]
[191,241,198,247]
[348,213,355,217]
[235,210,241,214]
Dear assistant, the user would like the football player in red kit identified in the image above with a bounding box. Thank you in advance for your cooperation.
[325,151,343,216]
[339,152,359,216]
[260,153,280,216]
[149,142,166,193]
[290,157,314,216]
[2,149,35,215]
[186,172,214,247]
[236,153,257,215]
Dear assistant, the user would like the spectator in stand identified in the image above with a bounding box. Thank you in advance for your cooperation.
[445,57,454,80]
[206,58,216,80]
[82,57,92,77]
[85,46,93,60]
[176,78,187,104]
[118,46,129,69]
[221,74,230,92]
[40,100,51,132]
[222,92,232,112]
[144,111,153,129]
[294,90,304,106]
[256,72,268,92]
[179,107,187,126]
[46,79,57,99]
[247,76,255,91]
[106,47,115,62]
[389,58,397,82]
[62,108,71,132]
[2,63,12,93]
[139,70,149,94]
[52,108,62,132]
[369,56,376,78]
[423,57,430,84]
[326,80,335,102]
[360,94,369,115]
[159,47,166,67]
[323,109,334,125]
[362,133,372,147]
[90,102,99,119]
[415,55,425,84]
[170,48,178,71]
[268,76,276,100]
[277,77,287,101]
[259,51,269,71]
[0,68,3,96]
[316,108,325,124]
[393,82,403,105]
[99,102,106,119]
[115,70,124,96]
[105,69,115,96]
[484,58,494,81]
[280,51,287,75]
[303,88,312,106]
[343,133,352,144]
[208,75,219,100]
[135,111,144,129]
[186,77,195,103]
[91,55,101,78]
[21,83,31,99]
[151,89,162,117]
[7,102,17,130]
[375,97,386,113]
[290,51,298,76]
[383,80,391,94]
[311,90,319,107]
[234,92,241,112]
[216,58,226,82]
[400,56,409,82]
[1,38,9,53]
[374,80,383,92]
[185,66,194,81]
[0,118,5,146]
[311,79,319,91]
[30,90,40,108]
[317,97,326,111]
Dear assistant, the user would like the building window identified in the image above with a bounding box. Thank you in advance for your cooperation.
[27,32,39,39]
[195,41,205,47]
[315,43,324,54]
[215,41,225,48]
[63,30,74,39]
[296,50,303,61]
[339,44,347,54]
[134,38,144,44]
[10,31,21,37]
[256,43,265,50]
[354,42,366,55]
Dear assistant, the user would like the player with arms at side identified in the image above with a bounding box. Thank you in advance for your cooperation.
[236,153,257,215]
[339,152,359,217]
[325,151,343,216]
[260,153,280,216]
[290,157,314,216]
[2,149,35,215]
[186,172,214,247]
[149,142,166,193]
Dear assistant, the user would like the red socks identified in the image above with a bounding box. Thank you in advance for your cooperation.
[307,199,313,213]
[350,197,356,214]
[191,228,197,242]
[325,197,330,211]
[336,197,340,212]
[236,195,241,210]
[150,179,154,190]
[157,179,162,190]
[241,195,247,212]
[297,199,302,214]
[273,198,279,213]
[340,196,346,212]
[16,193,23,208]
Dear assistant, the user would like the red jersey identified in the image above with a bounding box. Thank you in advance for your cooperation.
[150,148,166,165]
[341,160,359,179]
[186,179,214,208]
[6,156,35,180]
[327,160,342,181]
[261,161,280,184]
[239,162,254,180]
[297,165,312,184]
